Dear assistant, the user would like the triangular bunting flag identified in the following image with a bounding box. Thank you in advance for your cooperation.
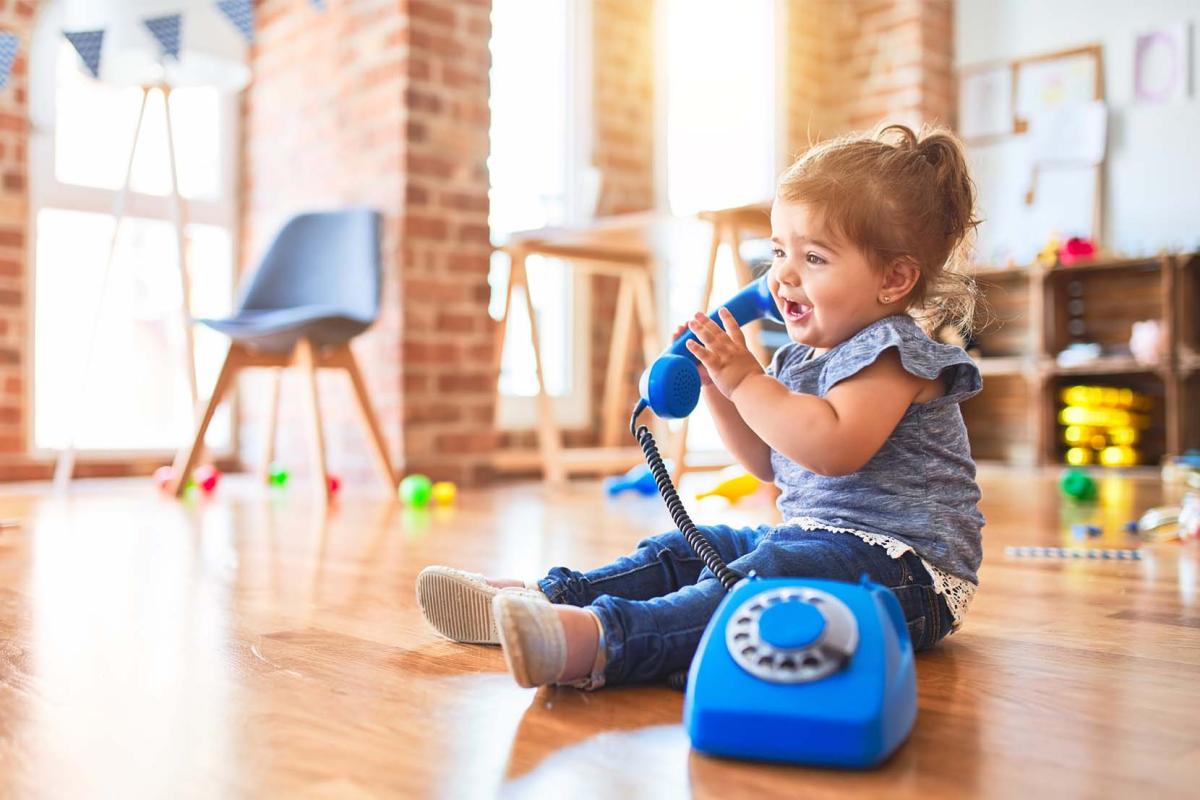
[63,29,105,79]
[216,0,254,44]
[0,32,19,89]
[143,14,182,60]
[311,0,328,9]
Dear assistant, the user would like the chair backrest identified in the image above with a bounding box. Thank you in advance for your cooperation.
[237,208,382,321]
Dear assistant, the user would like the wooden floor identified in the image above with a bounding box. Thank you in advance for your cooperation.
[0,467,1196,798]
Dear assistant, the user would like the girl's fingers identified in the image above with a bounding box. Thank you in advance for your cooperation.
[685,338,710,364]
[688,313,720,346]
[718,308,745,345]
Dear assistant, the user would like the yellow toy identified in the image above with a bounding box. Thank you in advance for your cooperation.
[431,481,457,506]
[696,471,761,503]
[1059,384,1151,467]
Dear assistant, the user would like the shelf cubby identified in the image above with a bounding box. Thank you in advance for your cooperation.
[963,252,1196,467]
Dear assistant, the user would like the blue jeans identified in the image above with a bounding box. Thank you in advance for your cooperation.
[538,524,955,687]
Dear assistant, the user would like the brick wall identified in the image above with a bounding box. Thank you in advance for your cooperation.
[786,0,955,156]
[0,1,33,471]
[244,0,494,487]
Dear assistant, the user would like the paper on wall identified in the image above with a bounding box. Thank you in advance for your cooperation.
[1027,100,1107,166]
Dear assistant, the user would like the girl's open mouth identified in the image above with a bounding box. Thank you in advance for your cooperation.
[783,299,812,323]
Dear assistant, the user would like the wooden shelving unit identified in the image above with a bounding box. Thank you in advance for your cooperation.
[962,252,1199,467]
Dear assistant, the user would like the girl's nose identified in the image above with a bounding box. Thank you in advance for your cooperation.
[773,263,800,287]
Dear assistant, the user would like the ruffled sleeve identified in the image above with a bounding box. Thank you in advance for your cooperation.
[766,341,806,379]
[817,315,982,407]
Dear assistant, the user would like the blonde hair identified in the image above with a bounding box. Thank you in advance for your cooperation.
[776,123,980,334]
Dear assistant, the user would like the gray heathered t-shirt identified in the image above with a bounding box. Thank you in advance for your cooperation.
[766,314,985,584]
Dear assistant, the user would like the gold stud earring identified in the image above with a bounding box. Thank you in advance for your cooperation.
[880,295,892,304]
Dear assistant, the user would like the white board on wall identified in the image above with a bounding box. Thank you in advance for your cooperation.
[969,137,1098,267]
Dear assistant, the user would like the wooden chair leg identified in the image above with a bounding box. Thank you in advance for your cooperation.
[337,344,399,491]
[258,367,282,484]
[172,343,242,496]
[294,338,330,498]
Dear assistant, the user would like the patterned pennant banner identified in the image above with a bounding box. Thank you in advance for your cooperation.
[64,29,105,79]
[144,14,182,60]
[0,32,18,89]
[216,0,254,44]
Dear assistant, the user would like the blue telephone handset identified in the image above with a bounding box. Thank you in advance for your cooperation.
[638,275,784,420]
[628,276,917,769]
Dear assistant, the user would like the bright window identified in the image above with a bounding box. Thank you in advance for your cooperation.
[488,0,593,428]
[662,0,779,217]
[30,29,239,454]
[659,0,782,453]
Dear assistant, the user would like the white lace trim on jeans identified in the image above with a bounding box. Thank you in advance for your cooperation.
[783,516,976,629]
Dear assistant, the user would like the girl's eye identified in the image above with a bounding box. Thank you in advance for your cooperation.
[772,248,785,259]
[806,252,826,265]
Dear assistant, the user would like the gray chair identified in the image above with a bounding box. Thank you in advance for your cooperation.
[170,209,397,497]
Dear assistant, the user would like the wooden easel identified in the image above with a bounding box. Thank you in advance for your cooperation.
[53,83,199,487]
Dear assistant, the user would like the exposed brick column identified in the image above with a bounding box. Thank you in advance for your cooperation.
[244,0,494,487]
[785,0,955,155]
[0,2,33,459]
[844,0,955,131]
[399,0,495,484]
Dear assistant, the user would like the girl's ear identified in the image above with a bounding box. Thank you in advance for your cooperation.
[880,257,920,303]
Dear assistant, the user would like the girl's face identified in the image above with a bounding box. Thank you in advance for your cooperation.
[767,200,891,352]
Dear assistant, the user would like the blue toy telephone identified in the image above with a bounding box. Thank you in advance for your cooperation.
[627,275,917,768]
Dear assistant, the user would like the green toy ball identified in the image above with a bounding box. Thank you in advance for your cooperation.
[399,474,433,507]
[1060,468,1098,502]
[268,463,289,487]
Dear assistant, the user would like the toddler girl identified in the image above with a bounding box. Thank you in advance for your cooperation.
[417,123,984,690]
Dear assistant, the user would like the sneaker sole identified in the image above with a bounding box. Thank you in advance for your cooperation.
[416,570,499,644]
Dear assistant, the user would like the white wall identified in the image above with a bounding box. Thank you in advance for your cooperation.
[957,0,1200,263]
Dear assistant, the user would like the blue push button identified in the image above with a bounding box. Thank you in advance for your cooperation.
[758,600,825,649]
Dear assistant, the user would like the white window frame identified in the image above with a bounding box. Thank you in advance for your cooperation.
[492,0,594,431]
[27,5,240,458]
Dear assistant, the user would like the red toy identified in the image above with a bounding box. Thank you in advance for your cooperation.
[327,474,341,494]
[195,464,221,494]
[1058,236,1097,266]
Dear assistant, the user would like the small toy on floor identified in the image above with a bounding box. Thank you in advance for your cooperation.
[431,481,457,505]
[696,471,761,503]
[1059,468,1098,501]
[153,465,175,492]
[195,464,221,494]
[604,464,658,497]
[268,463,289,487]
[399,474,433,507]
[1005,546,1142,560]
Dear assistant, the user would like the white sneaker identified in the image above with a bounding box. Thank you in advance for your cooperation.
[416,566,545,644]
[492,592,569,687]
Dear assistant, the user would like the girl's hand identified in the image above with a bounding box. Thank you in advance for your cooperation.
[685,308,763,399]
[672,320,712,386]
